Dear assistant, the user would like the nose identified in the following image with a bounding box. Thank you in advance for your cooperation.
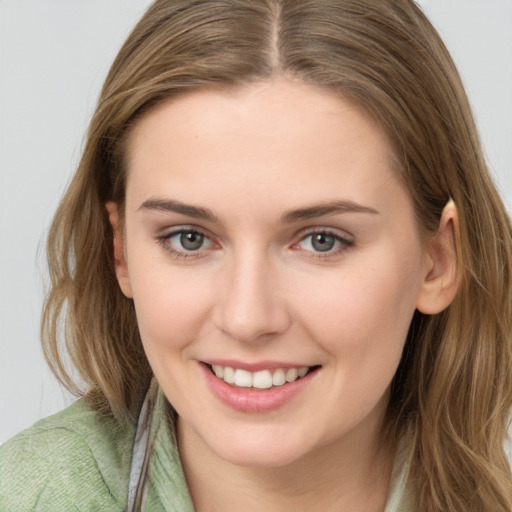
[213,249,291,343]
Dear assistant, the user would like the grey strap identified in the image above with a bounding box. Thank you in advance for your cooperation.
[126,380,159,512]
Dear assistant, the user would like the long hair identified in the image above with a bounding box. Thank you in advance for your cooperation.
[42,1,512,509]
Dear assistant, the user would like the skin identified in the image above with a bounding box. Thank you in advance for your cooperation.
[108,80,458,511]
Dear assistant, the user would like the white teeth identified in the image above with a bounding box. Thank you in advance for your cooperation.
[234,369,252,388]
[211,364,312,388]
[285,368,298,382]
[272,368,286,386]
[223,366,235,384]
[253,370,273,389]
[298,367,308,378]
[212,365,224,378]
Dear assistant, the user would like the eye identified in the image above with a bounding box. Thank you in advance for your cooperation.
[173,231,208,251]
[296,230,353,255]
[158,228,216,257]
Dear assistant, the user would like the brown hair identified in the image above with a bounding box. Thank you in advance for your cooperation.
[42,1,512,509]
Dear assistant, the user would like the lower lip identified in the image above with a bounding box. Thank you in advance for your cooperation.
[200,363,318,413]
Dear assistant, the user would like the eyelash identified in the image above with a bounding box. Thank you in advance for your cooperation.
[156,227,354,261]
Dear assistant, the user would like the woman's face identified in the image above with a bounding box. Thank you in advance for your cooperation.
[116,80,433,467]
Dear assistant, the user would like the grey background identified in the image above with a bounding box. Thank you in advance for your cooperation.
[1,0,511,444]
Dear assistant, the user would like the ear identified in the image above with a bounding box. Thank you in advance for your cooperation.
[105,202,133,298]
[416,200,460,314]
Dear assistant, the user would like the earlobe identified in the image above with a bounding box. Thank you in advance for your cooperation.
[105,201,133,298]
[416,200,460,315]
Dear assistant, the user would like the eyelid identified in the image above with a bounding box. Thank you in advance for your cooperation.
[294,225,354,243]
[157,224,216,241]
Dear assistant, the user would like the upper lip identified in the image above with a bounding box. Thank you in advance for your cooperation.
[201,359,318,372]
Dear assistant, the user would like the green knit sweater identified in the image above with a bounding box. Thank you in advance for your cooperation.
[0,395,410,511]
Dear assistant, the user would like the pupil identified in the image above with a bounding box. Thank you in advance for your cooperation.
[312,233,334,252]
[180,232,203,251]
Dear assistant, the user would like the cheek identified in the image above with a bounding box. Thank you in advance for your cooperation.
[129,266,216,408]
[288,253,421,422]
[128,258,215,354]
[291,250,422,356]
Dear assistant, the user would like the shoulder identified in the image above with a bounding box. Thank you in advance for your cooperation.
[0,400,135,512]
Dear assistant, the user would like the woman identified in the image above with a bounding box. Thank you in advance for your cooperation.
[1,1,511,510]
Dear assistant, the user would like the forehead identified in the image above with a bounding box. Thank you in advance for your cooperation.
[123,80,407,219]
[127,80,391,159]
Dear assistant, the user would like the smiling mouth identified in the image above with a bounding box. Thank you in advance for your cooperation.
[206,364,320,390]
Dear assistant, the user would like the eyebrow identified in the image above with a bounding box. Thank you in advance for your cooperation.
[138,198,220,223]
[138,197,379,224]
[280,200,379,223]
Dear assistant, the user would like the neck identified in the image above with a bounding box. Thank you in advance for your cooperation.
[177,416,396,512]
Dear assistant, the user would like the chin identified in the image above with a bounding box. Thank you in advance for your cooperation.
[217,444,308,469]
[198,424,321,469]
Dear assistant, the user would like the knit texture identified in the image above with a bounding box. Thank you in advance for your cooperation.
[1,396,409,511]
[0,401,133,511]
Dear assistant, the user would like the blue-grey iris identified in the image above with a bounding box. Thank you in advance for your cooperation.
[312,233,335,252]
[181,232,204,250]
